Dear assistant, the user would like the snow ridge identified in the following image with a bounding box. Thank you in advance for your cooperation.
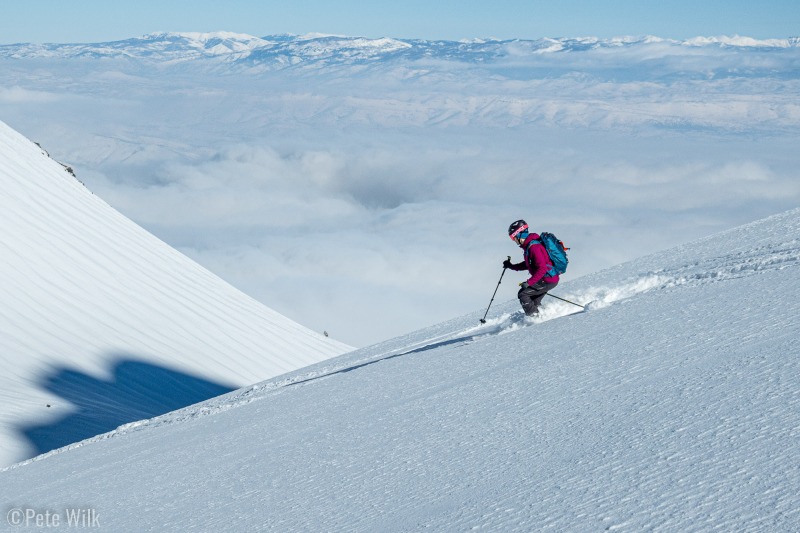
[0,120,351,468]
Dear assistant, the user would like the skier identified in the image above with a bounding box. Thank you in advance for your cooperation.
[504,219,559,317]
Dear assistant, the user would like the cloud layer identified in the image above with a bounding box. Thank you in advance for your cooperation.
[2,43,798,345]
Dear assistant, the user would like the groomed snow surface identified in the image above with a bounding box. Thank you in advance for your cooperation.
[1,128,798,532]
[0,121,350,469]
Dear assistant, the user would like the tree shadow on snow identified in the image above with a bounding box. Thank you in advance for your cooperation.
[18,356,236,459]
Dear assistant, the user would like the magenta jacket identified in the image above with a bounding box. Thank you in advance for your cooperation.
[510,233,560,286]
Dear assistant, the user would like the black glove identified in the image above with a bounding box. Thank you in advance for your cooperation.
[503,259,513,269]
[519,281,529,290]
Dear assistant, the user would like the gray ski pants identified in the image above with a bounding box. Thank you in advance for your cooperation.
[518,280,558,316]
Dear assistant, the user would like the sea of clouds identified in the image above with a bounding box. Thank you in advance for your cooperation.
[2,37,798,345]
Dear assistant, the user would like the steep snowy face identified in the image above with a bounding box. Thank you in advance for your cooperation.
[0,121,351,467]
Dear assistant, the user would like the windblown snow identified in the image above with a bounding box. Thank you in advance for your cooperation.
[0,121,351,468]
[1,138,798,532]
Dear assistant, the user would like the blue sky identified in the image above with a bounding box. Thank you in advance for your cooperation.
[1,0,798,44]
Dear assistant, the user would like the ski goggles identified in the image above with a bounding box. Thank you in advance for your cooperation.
[509,224,529,241]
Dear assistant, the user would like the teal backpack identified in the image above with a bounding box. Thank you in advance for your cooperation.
[529,232,569,277]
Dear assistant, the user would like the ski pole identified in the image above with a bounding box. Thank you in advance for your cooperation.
[546,292,586,309]
[480,256,510,324]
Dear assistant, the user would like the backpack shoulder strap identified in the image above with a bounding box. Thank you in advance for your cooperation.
[526,235,557,277]
[524,238,540,259]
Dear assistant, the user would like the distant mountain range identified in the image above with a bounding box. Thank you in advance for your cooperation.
[2,32,799,69]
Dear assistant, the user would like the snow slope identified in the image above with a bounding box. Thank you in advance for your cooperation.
[0,121,350,468]
[2,207,798,531]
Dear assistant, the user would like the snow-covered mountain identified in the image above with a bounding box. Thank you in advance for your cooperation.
[2,201,798,531]
[0,120,351,468]
[2,31,798,69]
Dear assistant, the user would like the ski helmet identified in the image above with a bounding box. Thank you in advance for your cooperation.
[508,219,529,241]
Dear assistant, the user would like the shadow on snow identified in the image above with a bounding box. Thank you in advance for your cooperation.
[288,334,477,387]
[19,356,236,459]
